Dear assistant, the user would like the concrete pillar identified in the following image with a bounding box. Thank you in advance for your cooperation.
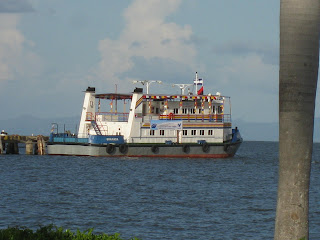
[34,143,38,155]
[275,1,320,239]
[26,140,34,155]
[6,143,13,154]
[0,137,3,154]
[37,135,46,155]
[13,142,19,154]
[6,142,19,154]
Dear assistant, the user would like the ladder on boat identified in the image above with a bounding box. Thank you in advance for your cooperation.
[91,121,102,135]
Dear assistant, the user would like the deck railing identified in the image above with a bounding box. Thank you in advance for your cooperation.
[86,112,230,123]
[95,112,129,122]
[159,114,231,122]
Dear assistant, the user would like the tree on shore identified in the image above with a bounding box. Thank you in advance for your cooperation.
[275,0,320,239]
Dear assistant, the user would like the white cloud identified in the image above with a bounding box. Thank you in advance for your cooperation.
[0,14,22,81]
[214,41,278,66]
[94,0,197,89]
[213,54,279,122]
[217,54,278,92]
[0,14,42,83]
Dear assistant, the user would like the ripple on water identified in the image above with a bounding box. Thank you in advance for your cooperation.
[1,142,320,239]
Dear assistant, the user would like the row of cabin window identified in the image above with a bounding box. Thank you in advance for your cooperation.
[149,129,214,136]
[186,130,213,136]
[173,106,223,114]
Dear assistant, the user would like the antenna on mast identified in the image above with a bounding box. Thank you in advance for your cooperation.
[172,84,193,95]
[132,80,162,94]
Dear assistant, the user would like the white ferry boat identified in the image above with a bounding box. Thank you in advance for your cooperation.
[47,73,242,158]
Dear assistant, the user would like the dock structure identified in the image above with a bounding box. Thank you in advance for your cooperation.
[0,135,49,155]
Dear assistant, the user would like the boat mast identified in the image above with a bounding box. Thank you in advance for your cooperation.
[195,72,198,95]
[115,84,117,113]
[193,72,204,95]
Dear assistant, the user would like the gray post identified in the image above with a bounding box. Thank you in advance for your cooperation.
[25,140,34,155]
[13,142,19,154]
[6,143,13,154]
[37,135,46,155]
[0,137,3,154]
[275,0,320,239]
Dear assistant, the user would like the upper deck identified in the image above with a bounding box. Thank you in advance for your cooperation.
[88,92,231,124]
[77,72,234,141]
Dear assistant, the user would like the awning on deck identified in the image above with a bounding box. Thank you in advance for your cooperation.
[94,93,133,100]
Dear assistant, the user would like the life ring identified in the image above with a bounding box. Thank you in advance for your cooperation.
[106,144,115,154]
[119,144,128,154]
[202,143,210,153]
[182,145,190,153]
[169,113,174,120]
[151,145,159,154]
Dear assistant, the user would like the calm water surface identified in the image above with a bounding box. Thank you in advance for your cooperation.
[1,141,320,239]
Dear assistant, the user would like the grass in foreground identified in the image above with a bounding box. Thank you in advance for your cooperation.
[0,225,140,240]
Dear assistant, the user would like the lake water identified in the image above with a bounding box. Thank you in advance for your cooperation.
[0,141,319,239]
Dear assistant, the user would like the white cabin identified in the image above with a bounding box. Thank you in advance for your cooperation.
[78,84,233,144]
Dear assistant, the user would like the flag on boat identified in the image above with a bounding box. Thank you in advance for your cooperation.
[194,77,204,95]
[197,79,204,95]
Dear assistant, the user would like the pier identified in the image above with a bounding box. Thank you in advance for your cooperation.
[0,135,48,155]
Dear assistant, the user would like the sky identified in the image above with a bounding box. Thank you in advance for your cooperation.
[0,0,318,124]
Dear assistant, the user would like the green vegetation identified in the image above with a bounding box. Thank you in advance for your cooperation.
[0,225,140,240]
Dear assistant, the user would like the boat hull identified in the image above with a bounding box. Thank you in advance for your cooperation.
[47,141,242,158]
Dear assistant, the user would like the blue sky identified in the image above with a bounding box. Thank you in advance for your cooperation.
[0,0,317,124]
